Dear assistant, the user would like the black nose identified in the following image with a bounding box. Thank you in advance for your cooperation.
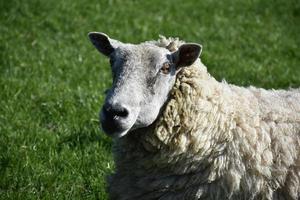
[103,103,129,119]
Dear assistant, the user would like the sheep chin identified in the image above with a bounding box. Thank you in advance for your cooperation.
[111,129,130,138]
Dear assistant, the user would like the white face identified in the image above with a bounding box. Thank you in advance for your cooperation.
[101,45,177,137]
[89,32,201,137]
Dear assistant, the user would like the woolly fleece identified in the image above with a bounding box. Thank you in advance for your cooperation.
[107,38,300,200]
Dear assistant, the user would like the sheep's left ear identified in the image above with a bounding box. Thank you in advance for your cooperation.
[173,43,202,68]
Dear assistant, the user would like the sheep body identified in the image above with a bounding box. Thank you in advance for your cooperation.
[107,38,300,200]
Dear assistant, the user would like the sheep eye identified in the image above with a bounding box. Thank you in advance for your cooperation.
[160,62,171,74]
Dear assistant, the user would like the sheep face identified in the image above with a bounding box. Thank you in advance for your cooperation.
[89,32,201,137]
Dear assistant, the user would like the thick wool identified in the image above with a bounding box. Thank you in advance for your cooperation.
[107,39,300,200]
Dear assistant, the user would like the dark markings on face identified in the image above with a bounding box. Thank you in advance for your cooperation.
[146,73,159,95]
[146,54,174,95]
[109,50,127,83]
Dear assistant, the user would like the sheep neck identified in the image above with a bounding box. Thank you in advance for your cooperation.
[114,60,236,176]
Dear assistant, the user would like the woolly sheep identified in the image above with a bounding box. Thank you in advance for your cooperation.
[88,32,300,200]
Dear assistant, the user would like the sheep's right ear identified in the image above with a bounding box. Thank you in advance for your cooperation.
[88,32,120,57]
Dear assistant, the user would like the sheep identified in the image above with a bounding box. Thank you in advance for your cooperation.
[88,32,300,200]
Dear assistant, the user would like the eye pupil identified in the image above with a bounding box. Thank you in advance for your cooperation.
[160,63,170,74]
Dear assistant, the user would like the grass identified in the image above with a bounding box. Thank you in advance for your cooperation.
[0,0,299,199]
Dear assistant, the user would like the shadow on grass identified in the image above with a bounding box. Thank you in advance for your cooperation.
[57,124,112,153]
[0,155,10,177]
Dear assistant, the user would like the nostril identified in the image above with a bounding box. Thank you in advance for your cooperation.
[114,107,128,118]
[103,103,129,119]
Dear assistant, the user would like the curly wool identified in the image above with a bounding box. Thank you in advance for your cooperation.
[108,39,300,200]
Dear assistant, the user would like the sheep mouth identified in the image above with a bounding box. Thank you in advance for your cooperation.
[100,120,129,137]
[101,122,130,138]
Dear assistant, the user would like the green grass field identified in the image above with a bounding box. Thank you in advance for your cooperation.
[0,0,299,199]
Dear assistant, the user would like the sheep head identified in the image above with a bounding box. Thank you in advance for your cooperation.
[88,32,202,137]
